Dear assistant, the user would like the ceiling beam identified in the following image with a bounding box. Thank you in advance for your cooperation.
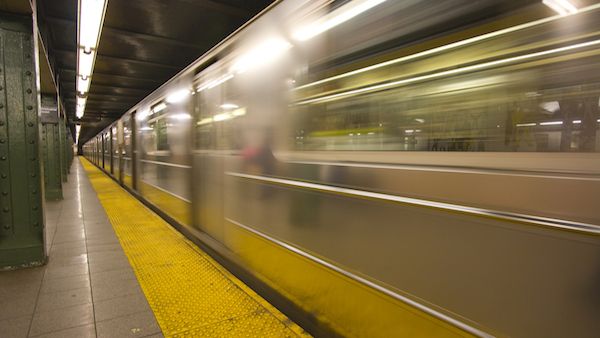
[175,0,253,18]
[54,49,181,70]
[59,68,163,83]
[60,80,154,92]
[44,16,204,50]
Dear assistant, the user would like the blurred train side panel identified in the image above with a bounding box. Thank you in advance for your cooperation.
[82,1,600,337]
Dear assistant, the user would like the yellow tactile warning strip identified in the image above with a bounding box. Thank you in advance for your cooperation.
[80,158,311,338]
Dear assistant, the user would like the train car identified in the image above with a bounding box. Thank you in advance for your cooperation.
[83,1,600,337]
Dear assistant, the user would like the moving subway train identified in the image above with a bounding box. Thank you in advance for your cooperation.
[82,0,600,337]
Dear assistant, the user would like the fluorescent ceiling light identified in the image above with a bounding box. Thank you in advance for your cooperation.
[516,123,536,127]
[77,96,87,107]
[168,113,192,120]
[152,102,167,113]
[79,0,108,50]
[220,103,239,109]
[543,0,577,15]
[165,89,190,104]
[540,121,563,125]
[78,49,95,78]
[572,120,582,124]
[231,38,291,73]
[293,0,387,41]
[76,106,84,118]
[140,126,153,131]
[77,76,90,94]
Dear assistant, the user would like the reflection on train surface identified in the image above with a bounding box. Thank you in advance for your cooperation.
[83,0,600,337]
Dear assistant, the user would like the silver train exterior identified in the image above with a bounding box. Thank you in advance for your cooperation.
[82,1,600,337]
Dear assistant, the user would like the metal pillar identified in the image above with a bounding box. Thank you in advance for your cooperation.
[0,14,46,268]
[58,111,67,181]
[40,95,62,200]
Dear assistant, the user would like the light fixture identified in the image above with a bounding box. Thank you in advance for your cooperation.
[166,89,191,104]
[139,126,153,131]
[543,0,577,15]
[293,0,387,41]
[75,124,81,144]
[77,76,91,94]
[77,96,87,107]
[78,49,95,78]
[231,38,291,74]
[572,120,582,124]
[79,0,108,51]
[220,103,239,109]
[75,0,107,118]
[152,102,167,113]
[540,121,563,126]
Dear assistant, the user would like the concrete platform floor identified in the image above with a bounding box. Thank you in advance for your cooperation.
[0,161,163,338]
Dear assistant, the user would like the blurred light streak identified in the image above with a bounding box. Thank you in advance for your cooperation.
[293,0,387,41]
[166,89,191,103]
[152,102,167,113]
[231,38,291,73]
[168,113,192,120]
[294,2,600,91]
[543,0,578,15]
[295,38,600,105]
[196,74,234,92]
[220,103,239,109]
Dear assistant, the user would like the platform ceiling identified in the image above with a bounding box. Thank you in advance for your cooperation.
[36,0,273,144]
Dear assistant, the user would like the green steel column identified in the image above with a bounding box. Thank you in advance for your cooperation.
[58,113,67,182]
[0,15,46,268]
[67,131,73,168]
[41,123,62,200]
[40,95,62,200]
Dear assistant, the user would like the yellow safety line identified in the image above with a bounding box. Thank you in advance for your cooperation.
[80,158,310,337]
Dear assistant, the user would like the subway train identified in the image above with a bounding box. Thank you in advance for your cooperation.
[82,0,600,337]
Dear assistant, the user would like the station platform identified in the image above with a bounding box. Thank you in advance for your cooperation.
[0,159,309,338]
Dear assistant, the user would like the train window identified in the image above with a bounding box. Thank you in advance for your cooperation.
[155,119,169,151]
[194,67,248,151]
[291,57,600,153]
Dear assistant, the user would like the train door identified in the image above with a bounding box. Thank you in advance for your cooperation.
[131,111,138,191]
[101,133,105,169]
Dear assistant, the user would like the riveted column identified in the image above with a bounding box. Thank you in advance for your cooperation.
[0,15,46,268]
[40,94,62,200]
[58,115,67,181]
